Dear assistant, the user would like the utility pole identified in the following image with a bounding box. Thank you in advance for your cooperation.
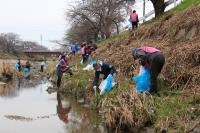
[40,34,43,46]
[143,0,146,23]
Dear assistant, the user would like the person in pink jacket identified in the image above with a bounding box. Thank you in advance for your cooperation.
[130,10,139,30]
[132,46,165,94]
[56,53,73,89]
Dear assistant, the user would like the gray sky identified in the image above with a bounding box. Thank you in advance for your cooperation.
[0,0,181,50]
[0,0,73,50]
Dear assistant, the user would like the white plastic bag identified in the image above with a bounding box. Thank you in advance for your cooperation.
[99,78,116,95]
[83,64,94,71]
[99,80,107,91]
[139,66,144,75]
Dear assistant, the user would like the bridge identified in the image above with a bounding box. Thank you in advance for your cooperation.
[24,51,62,56]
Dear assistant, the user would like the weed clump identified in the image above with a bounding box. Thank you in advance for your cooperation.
[101,89,154,131]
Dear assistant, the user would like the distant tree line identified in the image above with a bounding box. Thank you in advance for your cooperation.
[0,33,48,54]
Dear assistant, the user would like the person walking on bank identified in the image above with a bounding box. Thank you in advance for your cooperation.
[70,42,78,55]
[92,61,116,94]
[56,53,73,89]
[132,46,165,94]
[130,10,139,30]
[81,42,86,63]
[40,61,45,72]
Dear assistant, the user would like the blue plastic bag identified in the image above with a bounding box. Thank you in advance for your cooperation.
[23,67,29,73]
[132,67,151,93]
[99,74,113,95]
[15,63,20,69]
[104,74,113,92]
[89,59,96,65]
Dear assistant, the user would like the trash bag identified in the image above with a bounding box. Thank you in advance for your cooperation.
[23,67,29,73]
[99,74,113,95]
[132,66,151,93]
[15,63,20,69]
[83,64,93,71]
[89,59,96,65]
[99,79,107,91]
[83,59,96,71]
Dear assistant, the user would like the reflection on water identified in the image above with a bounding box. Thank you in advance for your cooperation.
[0,77,106,133]
[57,93,71,124]
[0,76,47,98]
[56,92,106,133]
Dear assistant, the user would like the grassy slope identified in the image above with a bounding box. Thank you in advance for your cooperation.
[98,0,200,47]
[95,0,200,132]
[172,0,200,12]
[46,0,200,132]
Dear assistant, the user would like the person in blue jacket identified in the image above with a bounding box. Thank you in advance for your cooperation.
[70,42,78,55]
[15,59,21,72]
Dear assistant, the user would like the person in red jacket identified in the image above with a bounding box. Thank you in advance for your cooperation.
[130,10,139,30]
[132,46,165,93]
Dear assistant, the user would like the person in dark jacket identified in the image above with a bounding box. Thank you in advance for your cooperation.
[132,46,165,93]
[92,61,116,90]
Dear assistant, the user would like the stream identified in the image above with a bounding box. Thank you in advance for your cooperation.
[0,77,106,133]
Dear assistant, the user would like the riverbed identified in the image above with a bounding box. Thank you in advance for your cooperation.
[0,76,105,133]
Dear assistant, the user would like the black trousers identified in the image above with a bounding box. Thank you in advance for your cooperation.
[57,75,62,88]
[149,53,165,93]
[132,21,138,30]
[57,69,73,88]
[41,65,44,72]
[57,70,63,88]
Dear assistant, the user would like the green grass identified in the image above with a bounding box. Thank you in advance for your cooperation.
[172,0,200,12]
[151,80,200,132]
[97,31,129,46]
[153,93,198,131]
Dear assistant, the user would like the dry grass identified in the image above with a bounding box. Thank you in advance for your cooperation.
[95,6,200,96]
[101,89,154,131]
[46,60,57,79]
[1,62,13,79]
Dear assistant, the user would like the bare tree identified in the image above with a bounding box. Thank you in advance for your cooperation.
[66,0,128,42]
[0,32,48,54]
[0,33,20,53]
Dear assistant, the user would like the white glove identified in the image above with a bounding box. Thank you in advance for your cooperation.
[93,86,97,90]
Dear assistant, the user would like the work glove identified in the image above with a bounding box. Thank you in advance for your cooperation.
[93,86,97,95]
